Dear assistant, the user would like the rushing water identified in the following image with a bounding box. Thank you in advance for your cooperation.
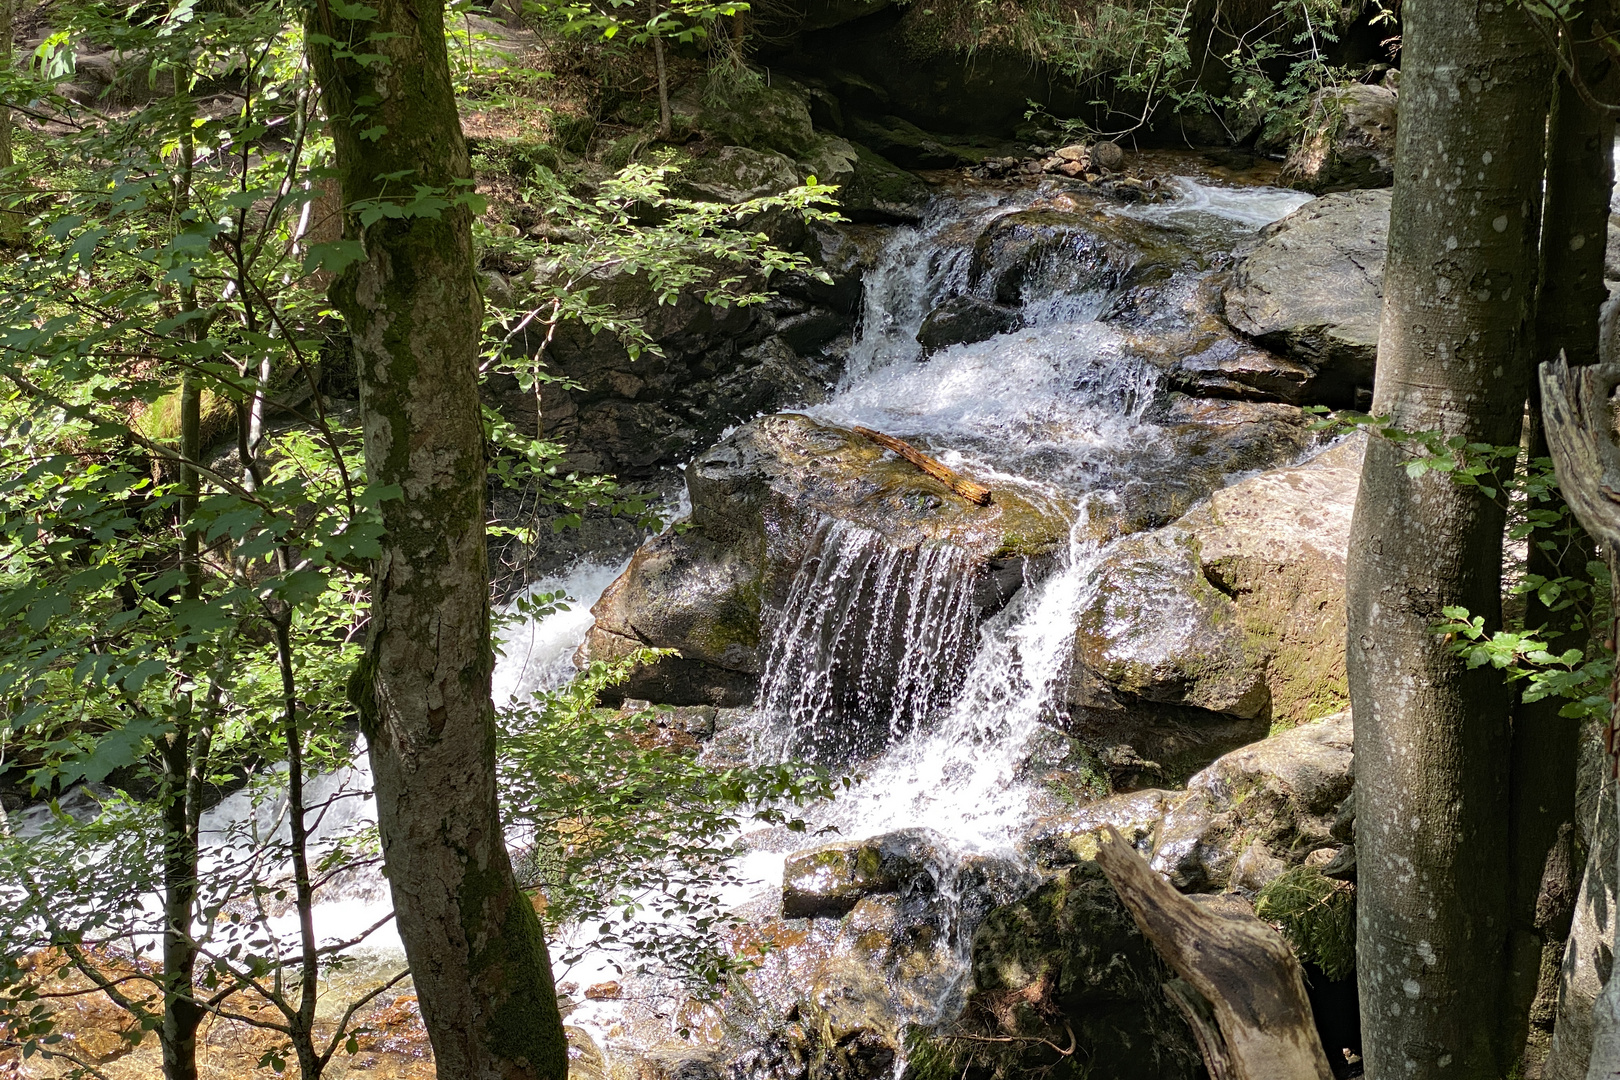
[8,168,1323,1076]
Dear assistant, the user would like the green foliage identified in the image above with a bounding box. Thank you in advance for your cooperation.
[527,0,746,49]
[1308,407,1613,723]
[1254,864,1355,980]
[498,653,843,991]
[903,0,1365,139]
[477,156,838,540]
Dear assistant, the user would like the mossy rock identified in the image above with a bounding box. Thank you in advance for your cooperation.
[676,75,820,159]
[1070,527,1271,721]
[918,862,1202,1080]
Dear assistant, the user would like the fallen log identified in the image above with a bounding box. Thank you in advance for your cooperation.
[852,425,993,506]
[1095,825,1333,1080]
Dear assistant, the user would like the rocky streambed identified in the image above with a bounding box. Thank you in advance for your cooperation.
[8,153,1399,1080]
[541,165,1387,1080]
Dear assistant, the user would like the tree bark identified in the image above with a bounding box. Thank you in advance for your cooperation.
[304,2,569,1076]
[1535,358,1620,1080]
[1508,19,1617,1072]
[1346,3,1553,1076]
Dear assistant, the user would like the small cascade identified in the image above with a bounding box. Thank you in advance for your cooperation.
[757,518,982,760]
[773,508,1109,850]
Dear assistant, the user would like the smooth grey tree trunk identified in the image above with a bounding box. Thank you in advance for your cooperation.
[304,1,569,1076]
[1345,1,1553,1075]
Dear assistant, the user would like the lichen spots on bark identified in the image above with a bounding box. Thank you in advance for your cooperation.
[305,0,570,1073]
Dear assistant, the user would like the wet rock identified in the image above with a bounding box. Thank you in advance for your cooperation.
[578,413,1070,704]
[970,208,1186,307]
[916,295,1022,353]
[1222,189,1388,408]
[1280,84,1397,194]
[581,529,762,706]
[782,830,942,918]
[1081,397,1321,543]
[1070,527,1272,722]
[1021,788,1176,867]
[1166,329,1319,403]
[1176,433,1363,725]
[801,962,900,1078]
[1064,433,1356,774]
[1150,711,1354,892]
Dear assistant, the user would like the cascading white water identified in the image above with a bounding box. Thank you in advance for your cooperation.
[757,519,981,759]
[795,511,1111,850]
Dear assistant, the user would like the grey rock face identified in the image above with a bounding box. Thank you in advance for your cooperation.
[916,295,1022,353]
[1223,189,1390,408]
[1280,83,1398,194]
[1150,712,1354,892]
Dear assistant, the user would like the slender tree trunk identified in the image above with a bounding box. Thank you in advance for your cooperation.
[1507,19,1617,1072]
[651,4,671,140]
[1345,3,1553,1076]
[304,3,569,1077]
[1,0,13,173]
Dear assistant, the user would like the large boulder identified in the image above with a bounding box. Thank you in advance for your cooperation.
[579,413,1072,706]
[1280,84,1398,194]
[1064,434,1359,775]
[1176,433,1362,725]
[1222,189,1389,409]
[1150,712,1354,892]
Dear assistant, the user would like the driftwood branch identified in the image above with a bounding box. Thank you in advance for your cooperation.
[1094,825,1333,1080]
[852,425,993,506]
[1163,979,1234,1080]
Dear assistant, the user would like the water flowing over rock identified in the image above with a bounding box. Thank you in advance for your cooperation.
[547,172,1370,1080]
[1222,189,1390,408]
[578,412,1070,708]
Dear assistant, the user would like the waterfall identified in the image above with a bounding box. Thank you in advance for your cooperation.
[758,510,1108,852]
[757,519,982,759]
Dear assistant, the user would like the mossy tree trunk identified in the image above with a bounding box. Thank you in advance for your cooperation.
[1505,14,1617,1072]
[304,3,569,1077]
[1345,2,1553,1076]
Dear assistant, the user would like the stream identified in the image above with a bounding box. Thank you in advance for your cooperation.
[10,161,1324,1078]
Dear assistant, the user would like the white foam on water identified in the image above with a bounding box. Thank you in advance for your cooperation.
[1130,175,1315,229]
[789,515,1107,853]
[492,560,630,706]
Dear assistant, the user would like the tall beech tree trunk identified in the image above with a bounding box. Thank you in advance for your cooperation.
[1507,17,1617,1071]
[304,5,568,1078]
[1345,3,1552,1076]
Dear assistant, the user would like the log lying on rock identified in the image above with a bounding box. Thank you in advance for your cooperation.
[1095,824,1333,1080]
[852,425,993,506]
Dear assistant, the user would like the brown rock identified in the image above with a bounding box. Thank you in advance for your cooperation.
[1091,140,1125,170]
